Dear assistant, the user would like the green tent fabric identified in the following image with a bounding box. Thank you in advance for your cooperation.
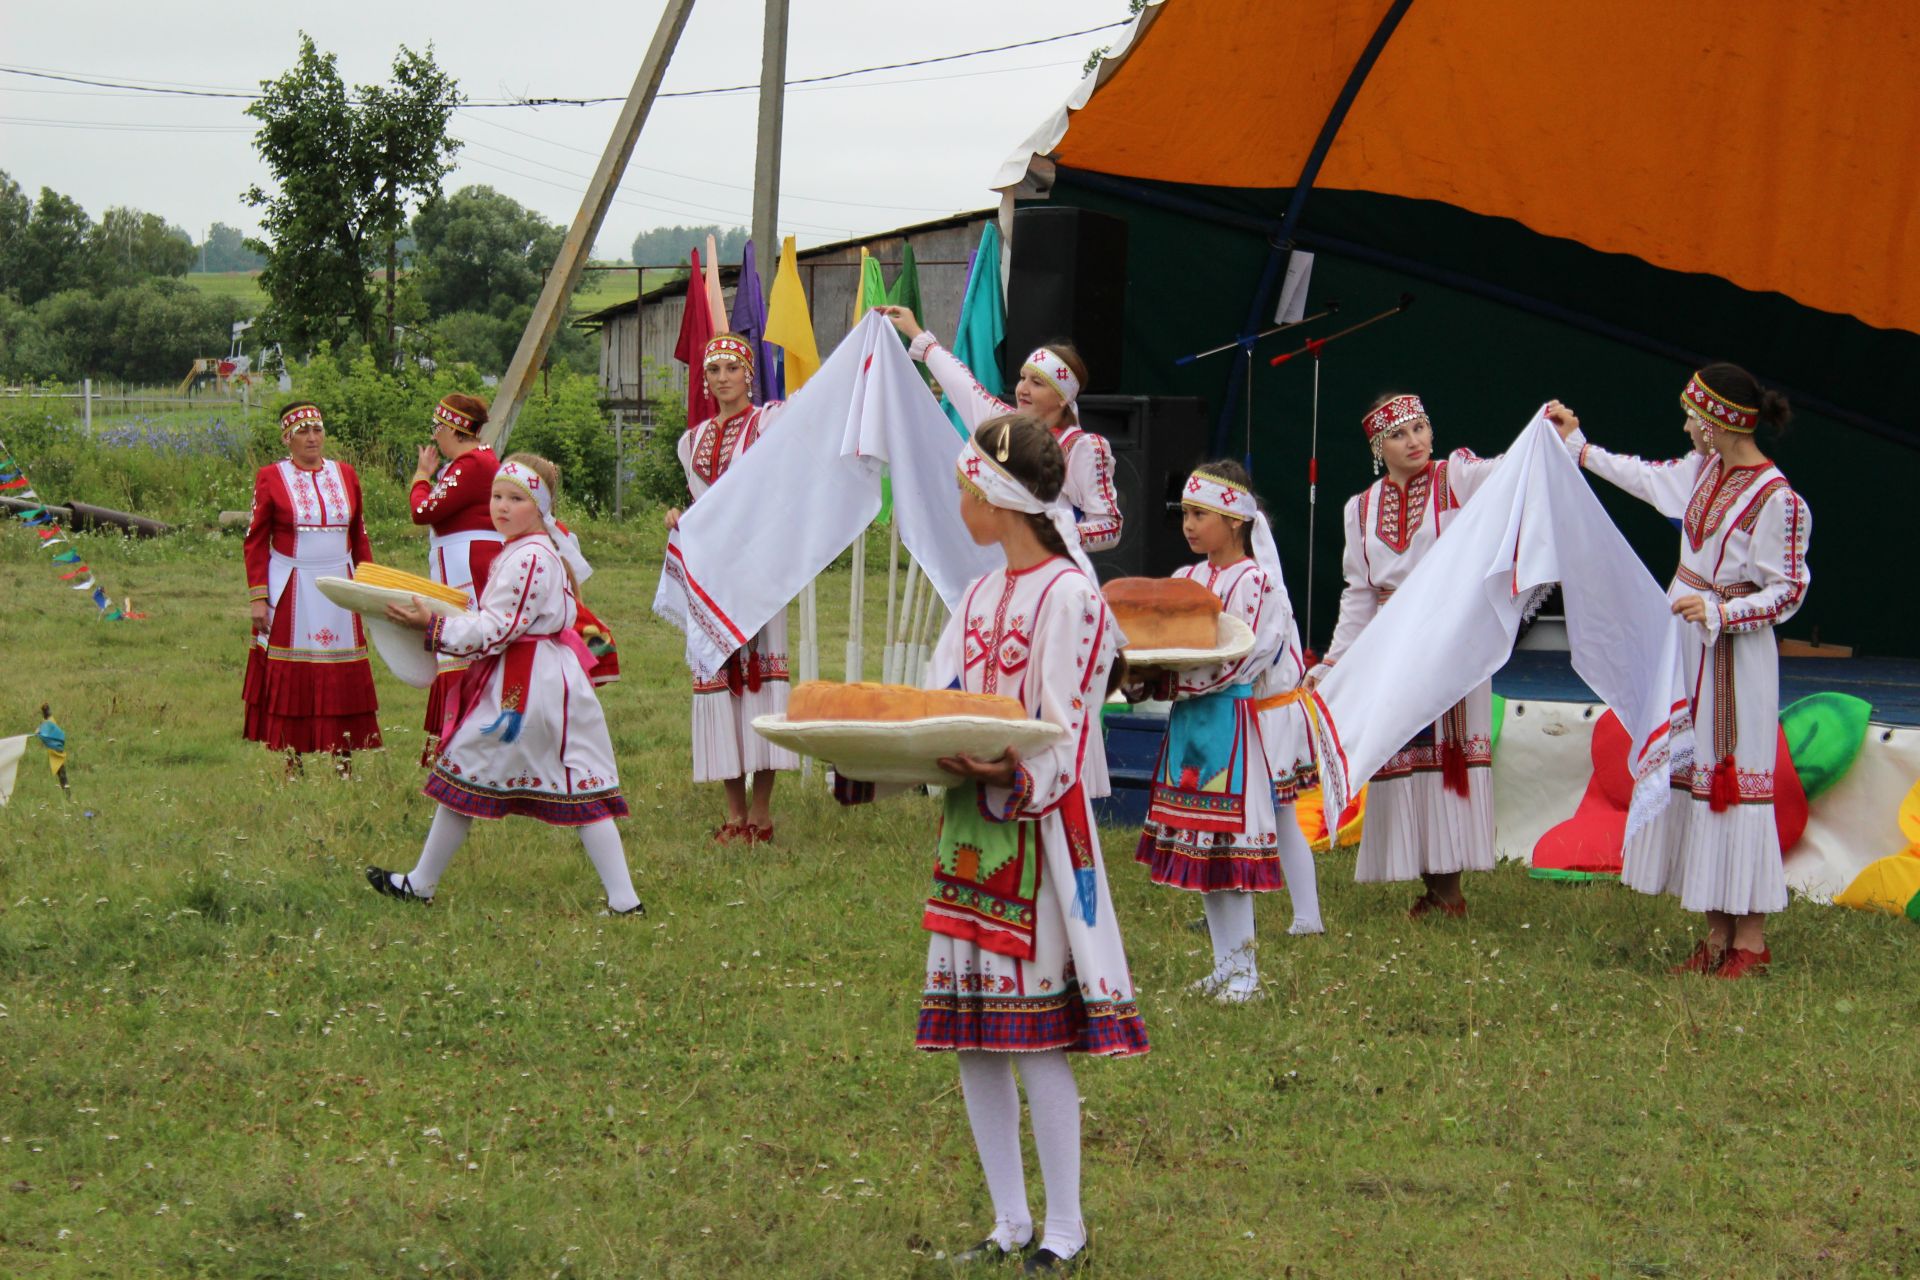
[1780,692,1873,799]
[1490,693,1506,757]
[1906,888,1920,924]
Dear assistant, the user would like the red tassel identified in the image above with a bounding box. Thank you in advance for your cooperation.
[1709,755,1739,813]
[1441,740,1470,798]
[745,648,763,694]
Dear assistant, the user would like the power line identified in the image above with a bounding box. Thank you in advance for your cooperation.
[0,25,1122,109]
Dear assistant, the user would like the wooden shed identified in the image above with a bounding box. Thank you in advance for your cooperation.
[577,209,994,422]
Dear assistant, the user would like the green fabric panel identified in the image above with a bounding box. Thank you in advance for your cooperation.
[1041,177,1919,659]
[1490,693,1506,756]
[1779,692,1874,799]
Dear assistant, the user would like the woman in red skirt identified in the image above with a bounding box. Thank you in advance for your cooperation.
[242,402,382,776]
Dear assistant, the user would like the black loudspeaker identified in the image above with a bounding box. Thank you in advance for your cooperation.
[1073,394,1209,581]
[1005,206,1128,393]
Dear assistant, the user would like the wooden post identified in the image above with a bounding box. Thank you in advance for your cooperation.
[751,0,789,307]
[82,378,92,432]
[483,0,698,448]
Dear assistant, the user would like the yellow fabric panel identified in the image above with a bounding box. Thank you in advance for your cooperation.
[1049,0,1920,334]
[1833,852,1920,915]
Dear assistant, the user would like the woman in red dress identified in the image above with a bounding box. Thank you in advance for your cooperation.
[408,393,504,760]
[242,402,382,776]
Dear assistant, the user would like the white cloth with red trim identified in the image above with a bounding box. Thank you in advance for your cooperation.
[1309,412,1694,843]
[655,312,1000,683]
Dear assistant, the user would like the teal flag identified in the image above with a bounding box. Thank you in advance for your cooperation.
[943,222,1007,437]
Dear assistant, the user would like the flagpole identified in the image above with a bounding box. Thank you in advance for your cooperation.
[882,514,900,682]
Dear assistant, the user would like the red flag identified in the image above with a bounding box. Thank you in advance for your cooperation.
[673,248,718,429]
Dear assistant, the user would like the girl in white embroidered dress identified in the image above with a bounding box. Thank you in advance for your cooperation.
[880,305,1123,553]
[1132,460,1323,1003]
[836,416,1145,1271]
[664,333,798,844]
[369,454,642,916]
[1548,364,1810,980]
[1304,393,1502,917]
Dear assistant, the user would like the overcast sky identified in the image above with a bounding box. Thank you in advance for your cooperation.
[2,0,1128,260]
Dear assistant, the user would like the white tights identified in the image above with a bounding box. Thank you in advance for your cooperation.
[955,1049,1086,1260]
[396,807,641,912]
[1274,811,1324,934]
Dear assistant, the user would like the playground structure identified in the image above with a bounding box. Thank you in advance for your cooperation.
[176,320,286,397]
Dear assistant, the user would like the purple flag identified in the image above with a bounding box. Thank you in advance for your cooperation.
[729,241,780,403]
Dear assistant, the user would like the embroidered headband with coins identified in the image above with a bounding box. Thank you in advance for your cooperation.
[279,403,324,438]
[704,335,755,369]
[1680,370,1757,435]
[433,395,482,437]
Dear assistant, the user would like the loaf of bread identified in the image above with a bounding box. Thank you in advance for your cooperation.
[788,681,1028,723]
[1103,577,1221,650]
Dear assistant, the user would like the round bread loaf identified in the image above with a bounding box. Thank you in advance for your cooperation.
[1103,577,1221,650]
[787,681,1027,722]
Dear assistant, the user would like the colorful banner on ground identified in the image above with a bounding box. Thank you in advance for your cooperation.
[0,437,127,621]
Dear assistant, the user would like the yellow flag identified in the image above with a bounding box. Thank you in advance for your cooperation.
[764,234,821,392]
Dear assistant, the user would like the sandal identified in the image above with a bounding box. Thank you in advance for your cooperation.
[712,822,748,845]
[746,823,774,845]
[365,865,432,905]
[1714,946,1771,980]
[601,901,647,918]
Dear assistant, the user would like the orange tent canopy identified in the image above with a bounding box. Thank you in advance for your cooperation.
[1004,0,1920,336]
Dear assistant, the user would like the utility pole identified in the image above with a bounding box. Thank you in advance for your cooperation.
[484,0,699,448]
[751,0,790,306]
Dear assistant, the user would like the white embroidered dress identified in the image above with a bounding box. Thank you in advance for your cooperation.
[422,534,626,826]
[911,559,1147,1055]
[1134,557,1313,892]
[1322,452,1502,881]
[1564,431,1811,913]
[908,332,1123,552]
[676,403,799,782]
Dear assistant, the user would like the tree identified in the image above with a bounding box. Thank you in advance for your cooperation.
[244,34,460,356]
[412,185,565,318]
[630,223,748,267]
[196,222,266,273]
[0,171,31,299]
[9,187,92,306]
[86,207,196,290]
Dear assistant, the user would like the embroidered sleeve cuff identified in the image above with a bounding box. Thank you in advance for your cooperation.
[978,764,1035,823]
[908,330,938,362]
[424,613,447,653]
[248,585,269,602]
[1701,599,1725,642]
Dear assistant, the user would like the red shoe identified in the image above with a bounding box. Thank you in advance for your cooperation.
[745,823,774,845]
[713,822,748,845]
[1714,946,1771,980]
[1669,940,1723,975]
[1408,893,1467,920]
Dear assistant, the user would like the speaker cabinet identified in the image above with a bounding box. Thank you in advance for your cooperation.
[1005,206,1128,393]
[1072,394,1209,581]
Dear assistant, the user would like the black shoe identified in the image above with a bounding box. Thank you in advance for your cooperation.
[1023,1247,1086,1274]
[601,901,647,917]
[365,866,432,904]
[950,1237,1029,1265]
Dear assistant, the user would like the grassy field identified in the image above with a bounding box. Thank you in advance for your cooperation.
[2,503,1918,1278]
[181,267,671,319]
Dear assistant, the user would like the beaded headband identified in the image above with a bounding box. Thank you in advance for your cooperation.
[703,335,754,369]
[1680,371,1757,434]
[1182,472,1253,522]
[1362,394,1428,443]
[279,404,324,434]
[433,396,480,436]
[1021,347,1081,405]
[496,460,552,518]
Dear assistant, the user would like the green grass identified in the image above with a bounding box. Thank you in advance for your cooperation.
[183,272,269,312]
[2,506,1918,1278]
